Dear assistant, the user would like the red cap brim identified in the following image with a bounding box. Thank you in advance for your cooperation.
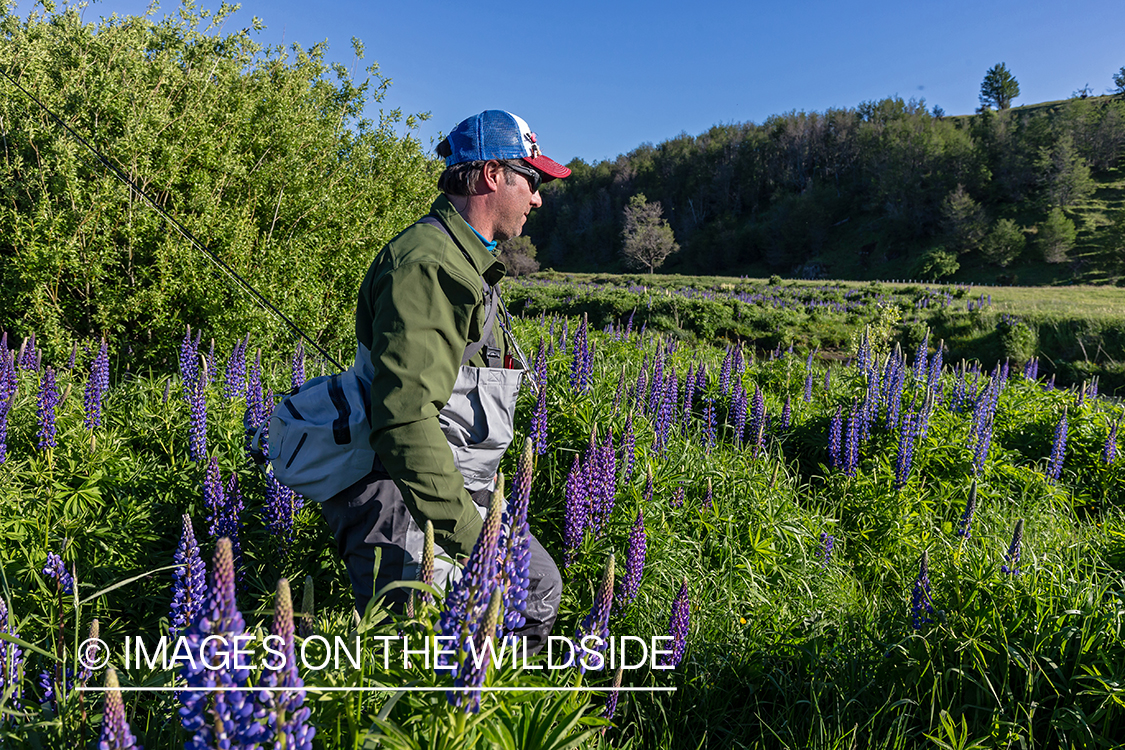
[524,155,571,180]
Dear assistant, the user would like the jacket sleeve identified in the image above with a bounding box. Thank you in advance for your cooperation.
[365,259,485,558]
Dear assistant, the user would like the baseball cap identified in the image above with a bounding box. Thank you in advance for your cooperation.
[445,110,571,181]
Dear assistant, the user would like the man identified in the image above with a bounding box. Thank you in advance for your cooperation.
[321,110,569,652]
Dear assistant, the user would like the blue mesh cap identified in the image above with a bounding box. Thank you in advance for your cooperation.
[445,110,570,180]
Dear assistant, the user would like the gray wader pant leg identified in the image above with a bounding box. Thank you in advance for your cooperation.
[320,469,562,654]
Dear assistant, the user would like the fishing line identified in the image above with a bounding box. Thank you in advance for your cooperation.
[0,67,345,372]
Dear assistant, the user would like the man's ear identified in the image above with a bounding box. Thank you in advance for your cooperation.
[479,160,505,194]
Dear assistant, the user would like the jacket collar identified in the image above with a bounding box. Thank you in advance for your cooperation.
[430,194,506,285]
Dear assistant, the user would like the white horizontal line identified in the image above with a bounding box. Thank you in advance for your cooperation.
[77,686,675,693]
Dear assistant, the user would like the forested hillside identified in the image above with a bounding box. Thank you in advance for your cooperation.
[527,95,1125,285]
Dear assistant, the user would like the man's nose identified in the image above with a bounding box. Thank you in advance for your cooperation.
[530,190,543,208]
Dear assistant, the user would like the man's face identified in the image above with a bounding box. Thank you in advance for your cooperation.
[492,163,543,242]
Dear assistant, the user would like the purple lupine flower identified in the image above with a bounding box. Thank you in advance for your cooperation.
[0,346,17,465]
[823,367,831,393]
[438,487,505,712]
[529,376,549,456]
[78,619,100,685]
[575,554,614,674]
[179,537,261,749]
[719,347,733,397]
[500,440,534,632]
[703,398,717,452]
[187,377,207,463]
[223,335,248,399]
[695,363,708,395]
[621,412,636,484]
[162,380,171,404]
[659,579,690,669]
[560,318,569,355]
[647,350,665,417]
[818,532,834,567]
[66,342,77,370]
[290,340,305,391]
[780,395,792,431]
[928,347,943,392]
[203,457,225,540]
[83,339,110,430]
[264,473,297,552]
[619,511,646,607]
[910,550,934,629]
[913,330,930,385]
[254,578,314,750]
[1045,374,1055,391]
[1103,419,1120,465]
[39,667,76,710]
[894,411,917,491]
[731,385,747,447]
[570,314,591,393]
[592,430,617,535]
[803,370,814,403]
[633,368,648,416]
[43,551,74,596]
[670,482,685,508]
[1001,519,1024,575]
[18,332,37,370]
[36,366,60,450]
[170,514,208,641]
[703,477,713,511]
[563,456,588,569]
[179,327,200,389]
[221,473,246,581]
[0,594,24,709]
[98,668,141,750]
[844,402,859,478]
[1047,410,1068,483]
[956,481,978,542]
[602,664,625,722]
[828,406,843,470]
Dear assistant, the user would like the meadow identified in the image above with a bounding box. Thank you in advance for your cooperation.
[0,275,1123,749]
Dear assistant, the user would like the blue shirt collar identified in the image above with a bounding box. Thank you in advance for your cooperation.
[466,223,499,256]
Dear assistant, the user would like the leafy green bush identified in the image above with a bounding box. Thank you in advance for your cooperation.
[0,3,439,369]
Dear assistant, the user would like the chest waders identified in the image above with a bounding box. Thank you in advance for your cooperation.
[308,217,561,651]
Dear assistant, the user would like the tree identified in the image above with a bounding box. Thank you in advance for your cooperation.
[0,3,438,368]
[981,218,1026,266]
[1037,134,1096,208]
[915,247,960,280]
[941,185,988,253]
[980,63,1020,110]
[621,193,679,274]
[1113,66,1125,94]
[1037,208,1077,263]
[498,236,540,276]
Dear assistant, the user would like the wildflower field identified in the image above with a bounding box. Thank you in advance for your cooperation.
[1,276,1124,749]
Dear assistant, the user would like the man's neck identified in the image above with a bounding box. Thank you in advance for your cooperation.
[447,194,494,242]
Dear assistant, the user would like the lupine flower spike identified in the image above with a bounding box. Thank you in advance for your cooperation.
[818,532,834,567]
[179,537,261,748]
[619,511,646,606]
[602,663,625,724]
[1104,418,1120,465]
[254,578,314,750]
[1047,409,1068,483]
[575,554,614,675]
[910,550,934,630]
[499,439,534,632]
[1001,519,1024,575]
[437,479,506,711]
[660,579,690,668]
[0,594,24,709]
[170,515,208,641]
[36,366,60,450]
[98,667,141,750]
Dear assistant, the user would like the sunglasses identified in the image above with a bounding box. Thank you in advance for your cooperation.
[503,161,542,193]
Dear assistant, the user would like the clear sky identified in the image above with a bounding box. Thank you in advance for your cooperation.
[12,0,1125,165]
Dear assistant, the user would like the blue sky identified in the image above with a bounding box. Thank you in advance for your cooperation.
[13,0,1125,165]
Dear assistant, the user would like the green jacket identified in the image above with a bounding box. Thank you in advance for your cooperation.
[355,194,507,558]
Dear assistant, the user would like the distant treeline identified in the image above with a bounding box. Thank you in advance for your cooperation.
[527,96,1125,277]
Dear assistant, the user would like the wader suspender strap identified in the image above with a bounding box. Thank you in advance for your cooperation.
[415,217,501,367]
